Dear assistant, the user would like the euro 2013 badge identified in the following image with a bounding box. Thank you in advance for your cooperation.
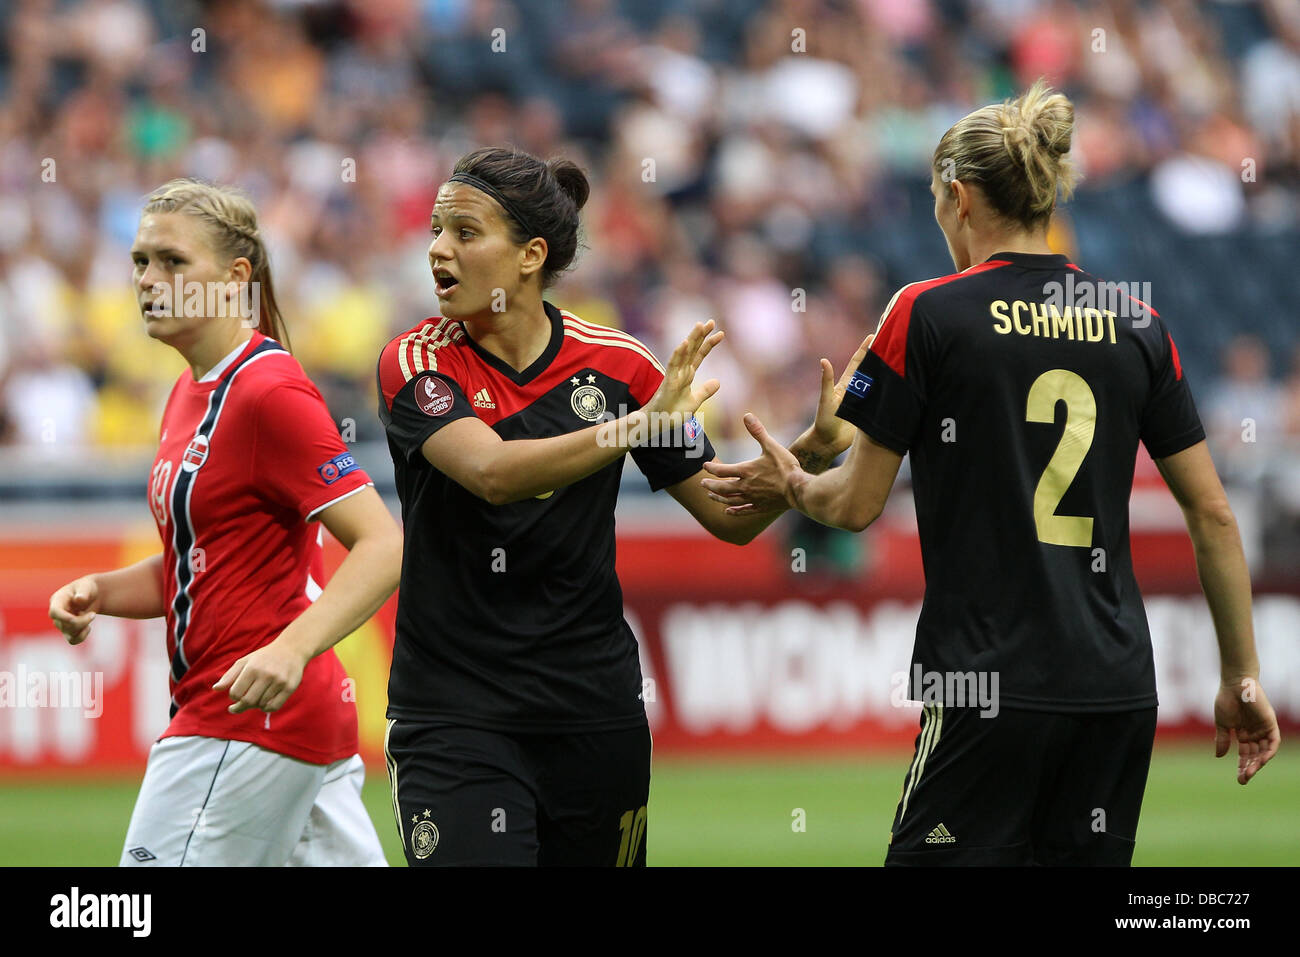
[570,374,606,422]
[410,811,439,860]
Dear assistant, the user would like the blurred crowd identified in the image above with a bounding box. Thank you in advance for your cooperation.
[1,0,1299,474]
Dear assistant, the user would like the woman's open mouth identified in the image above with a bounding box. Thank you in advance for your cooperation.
[434,270,460,296]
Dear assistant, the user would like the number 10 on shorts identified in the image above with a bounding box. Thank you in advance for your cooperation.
[615,806,647,866]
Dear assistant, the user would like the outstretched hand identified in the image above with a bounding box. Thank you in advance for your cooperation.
[642,320,724,424]
[700,413,804,516]
[810,332,874,456]
[1214,678,1281,785]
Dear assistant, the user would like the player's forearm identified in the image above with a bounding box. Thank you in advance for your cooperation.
[1185,506,1260,680]
[91,554,166,619]
[477,411,650,504]
[706,507,785,545]
[272,532,402,662]
[789,465,878,533]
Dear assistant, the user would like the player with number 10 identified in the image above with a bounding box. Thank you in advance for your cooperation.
[376,147,869,866]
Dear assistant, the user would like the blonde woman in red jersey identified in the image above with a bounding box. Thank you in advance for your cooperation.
[48,180,402,866]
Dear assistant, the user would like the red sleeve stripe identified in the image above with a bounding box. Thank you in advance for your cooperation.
[561,314,665,374]
[1127,295,1160,321]
[872,260,1012,377]
[1168,332,1183,380]
[1068,264,1161,321]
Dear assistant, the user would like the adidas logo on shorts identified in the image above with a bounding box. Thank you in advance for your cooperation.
[925,823,956,844]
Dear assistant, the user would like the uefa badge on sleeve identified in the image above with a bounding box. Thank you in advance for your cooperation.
[317,452,359,485]
[847,371,874,398]
[683,414,704,456]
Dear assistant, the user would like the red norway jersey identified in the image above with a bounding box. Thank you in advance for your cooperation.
[149,333,372,763]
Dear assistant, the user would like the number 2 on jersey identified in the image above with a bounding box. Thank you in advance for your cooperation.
[1025,369,1096,548]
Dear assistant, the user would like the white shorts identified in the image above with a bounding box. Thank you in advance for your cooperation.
[119,735,387,866]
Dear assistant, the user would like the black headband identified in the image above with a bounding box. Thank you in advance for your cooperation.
[446,173,541,240]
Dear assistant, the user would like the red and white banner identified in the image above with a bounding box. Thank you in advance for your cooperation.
[3,514,1297,772]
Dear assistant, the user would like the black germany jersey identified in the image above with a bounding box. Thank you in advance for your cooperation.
[837,251,1205,712]
[377,302,714,732]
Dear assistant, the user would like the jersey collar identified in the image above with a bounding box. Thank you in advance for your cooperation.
[983,251,1073,270]
[459,301,565,386]
[198,333,259,383]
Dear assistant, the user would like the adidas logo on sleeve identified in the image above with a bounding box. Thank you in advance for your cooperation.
[925,823,956,844]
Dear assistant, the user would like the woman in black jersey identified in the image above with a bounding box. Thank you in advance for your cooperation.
[376,146,869,866]
[703,81,1280,866]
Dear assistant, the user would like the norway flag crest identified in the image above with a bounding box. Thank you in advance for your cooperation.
[181,434,209,473]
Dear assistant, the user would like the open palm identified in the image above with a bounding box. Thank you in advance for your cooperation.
[644,320,724,422]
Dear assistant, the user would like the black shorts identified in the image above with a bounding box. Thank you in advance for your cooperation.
[884,704,1158,866]
[383,719,651,866]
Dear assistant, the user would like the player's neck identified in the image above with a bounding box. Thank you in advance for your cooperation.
[182,325,255,381]
[962,230,1054,270]
[461,300,551,374]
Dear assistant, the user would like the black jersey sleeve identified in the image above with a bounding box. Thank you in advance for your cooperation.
[381,370,478,464]
[1140,327,1205,459]
[835,295,932,454]
[630,416,717,491]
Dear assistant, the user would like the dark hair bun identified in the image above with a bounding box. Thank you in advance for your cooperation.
[549,158,590,212]
[450,146,589,288]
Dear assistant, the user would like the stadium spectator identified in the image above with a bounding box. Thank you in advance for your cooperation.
[1204,334,1286,480]
[0,338,97,453]
[0,0,1294,565]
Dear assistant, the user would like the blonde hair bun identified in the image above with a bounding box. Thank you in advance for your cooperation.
[935,79,1080,227]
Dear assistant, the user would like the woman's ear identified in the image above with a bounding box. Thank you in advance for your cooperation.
[226,256,253,285]
[225,256,253,316]
[519,236,548,280]
[951,179,971,223]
